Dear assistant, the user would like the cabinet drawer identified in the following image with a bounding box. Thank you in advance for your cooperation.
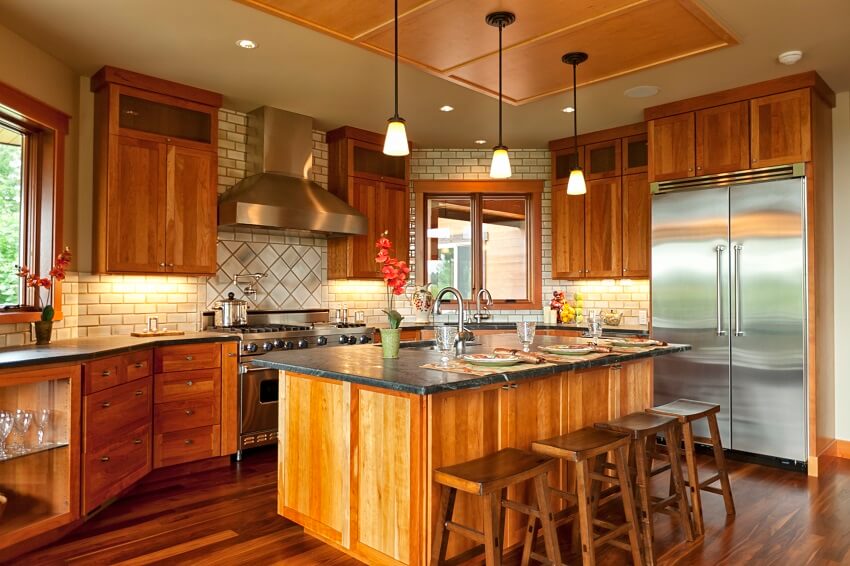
[84,355,125,394]
[155,343,221,373]
[84,377,152,452]
[84,423,152,514]
[154,368,220,403]
[154,395,219,434]
[126,350,153,381]
[154,425,220,468]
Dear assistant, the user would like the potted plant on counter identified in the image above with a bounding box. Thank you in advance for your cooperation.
[16,247,72,345]
[375,232,409,359]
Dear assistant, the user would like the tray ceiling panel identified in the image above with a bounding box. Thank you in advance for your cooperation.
[237,0,736,105]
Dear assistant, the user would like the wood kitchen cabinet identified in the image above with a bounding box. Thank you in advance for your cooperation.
[750,89,812,167]
[622,134,648,174]
[551,188,586,279]
[91,66,221,275]
[327,127,410,280]
[584,177,623,278]
[551,146,584,186]
[695,101,750,175]
[621,173,650,278]
[585,139,621,180]
[647,113,696,182]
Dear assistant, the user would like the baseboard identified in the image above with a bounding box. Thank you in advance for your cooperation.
[830,439,850,459]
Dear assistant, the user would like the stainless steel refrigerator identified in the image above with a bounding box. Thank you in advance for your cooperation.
[651,167,807,463]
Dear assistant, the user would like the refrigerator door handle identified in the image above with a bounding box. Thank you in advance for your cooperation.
[734,243,744,336]
[715,244,727,336]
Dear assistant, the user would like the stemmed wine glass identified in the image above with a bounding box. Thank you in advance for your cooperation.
[13,409,33,454]
[516,321,536,353]
[36,409,50,448]
[0,412,13,459]
[435,326,458,368]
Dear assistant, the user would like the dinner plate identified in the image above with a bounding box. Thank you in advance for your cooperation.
[609,339,656,348]
[539,345,595,356]
[461,354,522,367]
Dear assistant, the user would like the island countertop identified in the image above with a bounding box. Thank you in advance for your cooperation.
[253,334,688,395]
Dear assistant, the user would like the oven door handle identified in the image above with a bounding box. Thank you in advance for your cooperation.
[240,363,270,375]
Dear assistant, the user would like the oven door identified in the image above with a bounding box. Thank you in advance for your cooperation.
[239,363,279,449]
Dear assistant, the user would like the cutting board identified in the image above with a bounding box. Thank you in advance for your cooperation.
[130,330,185,337]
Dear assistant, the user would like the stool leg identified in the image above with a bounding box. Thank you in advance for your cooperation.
[575,459,597,566]
[520,513,539,566]
[534,473,563,566]
[681,421,705,536]
[483,491,504,566]
[707,413,736,516]
[615,445,645,566]
[633,436,655,566]
[430,486,456,566]
[666,423,695,542]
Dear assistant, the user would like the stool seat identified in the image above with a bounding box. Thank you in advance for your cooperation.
[595,412,677,438]
[434,448,554,496]
[647,399,719,422]
[532,427,630,462]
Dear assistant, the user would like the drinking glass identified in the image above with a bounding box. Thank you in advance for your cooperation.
[516,321,536,352]
[0,413,12,459]
[434,326,458,368]
[13,409,33,454]
[36,409,50,448]
[588,310,603,345]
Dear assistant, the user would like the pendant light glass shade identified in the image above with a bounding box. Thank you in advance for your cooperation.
[383,118,409,156]
[566,168,587,195]
[489,146,512,179]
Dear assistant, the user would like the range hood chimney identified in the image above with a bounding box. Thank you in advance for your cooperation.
[218,107,367,235]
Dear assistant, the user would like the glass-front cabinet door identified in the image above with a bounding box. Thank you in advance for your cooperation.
[0,364,80,552]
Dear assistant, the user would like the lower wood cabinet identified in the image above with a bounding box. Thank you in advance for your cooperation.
[153,425,221,468]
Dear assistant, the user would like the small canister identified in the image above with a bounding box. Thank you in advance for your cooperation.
[147,316,159,333]
[354,310,365,324]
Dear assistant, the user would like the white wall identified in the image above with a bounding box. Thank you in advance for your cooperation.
[833,91,850,440]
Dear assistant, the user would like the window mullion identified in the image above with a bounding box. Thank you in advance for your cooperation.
[471,193,483,297]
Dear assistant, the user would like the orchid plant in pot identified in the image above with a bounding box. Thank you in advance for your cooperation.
[16,247,72,345]
[375,232,409,358]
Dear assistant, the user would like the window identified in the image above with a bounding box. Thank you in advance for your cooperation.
[0,81,69,322]
[415,180,542,309]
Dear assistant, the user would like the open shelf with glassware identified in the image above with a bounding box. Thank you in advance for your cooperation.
[0,364,80,553]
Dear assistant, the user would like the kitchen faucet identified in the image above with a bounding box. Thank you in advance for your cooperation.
[433,287,469,354]
[473,288,493,322]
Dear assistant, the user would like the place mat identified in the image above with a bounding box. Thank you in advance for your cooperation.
[420,360,556,377]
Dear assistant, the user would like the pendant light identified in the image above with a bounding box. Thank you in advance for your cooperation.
[486,11,516,179]
[563,52,588,195]
[383,0,409,156]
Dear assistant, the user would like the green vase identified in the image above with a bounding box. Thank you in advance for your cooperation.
[380,328,401,359]
[34,320,53,345]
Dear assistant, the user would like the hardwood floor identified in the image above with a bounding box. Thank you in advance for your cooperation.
[19,447,850,565]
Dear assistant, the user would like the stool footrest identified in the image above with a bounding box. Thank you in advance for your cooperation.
[548,486,578,504]
[443,544,486,566]
[650,493,680,511]
[593,523,632,549]
[649,463,672,477]
[502,498,540,519]
[445,521,484,543]
[703,485,724,495]
[589,471,621,485]
[693,435,714,445]
[528,551,555,566]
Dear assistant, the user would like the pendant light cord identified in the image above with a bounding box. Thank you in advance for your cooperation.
[498,21,503,147]
[393,0,399,119]
[572,61,578,160]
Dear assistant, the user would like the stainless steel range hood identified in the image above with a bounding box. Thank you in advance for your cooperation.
[218,107,366,235]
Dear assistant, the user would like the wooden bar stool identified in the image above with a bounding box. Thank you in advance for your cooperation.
[530,427,644,566]
[594,413,695,565]
[431,448,561,566]
[646,399,735,536]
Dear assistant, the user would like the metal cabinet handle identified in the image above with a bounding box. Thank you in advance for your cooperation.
[186,380,194,386]
[184,439,194,445]
[133,439,143,445]
[227,352,236,357]
[159,262,166,267]
[100,456,110,462]
[611,364,623,370]
[715,245,727,337]
[135,390,143,396]
[185,409,194,416]
[185,356,194,361]
[102,370,112,377]
[501,385,510,390]
[733,244,744,336]
[134,362,144,368]
[101,402,111,408]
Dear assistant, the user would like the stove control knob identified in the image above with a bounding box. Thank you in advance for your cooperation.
[282,341,294,350]
[339,335,349,344]
[243,342,258,353]
[347,336,358,345]
[272,339,284,349]
[317,336,328,346]
[297,339,309,349]
[262,342,274,352]
[359,335,371,344]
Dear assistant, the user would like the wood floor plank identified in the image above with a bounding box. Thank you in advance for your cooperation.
[110,531,240,565]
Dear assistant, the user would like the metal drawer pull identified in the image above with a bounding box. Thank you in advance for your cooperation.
[184,439,194,445]
[185,409,194,416]
[134,362,145,369]
[186,380,194,386]
[135,390,143,396]
[102,402,111,408]
[501,385,510,390]
[100,456,110,462]
[102,370,112,377]
[133,439,143,445]
[185,356,194,361]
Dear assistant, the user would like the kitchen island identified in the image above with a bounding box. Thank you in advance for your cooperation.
[255,335,688,565]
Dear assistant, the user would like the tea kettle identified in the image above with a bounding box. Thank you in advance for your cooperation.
[213,292,248,327]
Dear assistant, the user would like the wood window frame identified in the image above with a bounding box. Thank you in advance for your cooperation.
[0,81,69,323]
[414,180,543,310]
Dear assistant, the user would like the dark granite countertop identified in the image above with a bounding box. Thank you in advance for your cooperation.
[376,321,649,336]
[253,334,688,395]
[0,332,240,371]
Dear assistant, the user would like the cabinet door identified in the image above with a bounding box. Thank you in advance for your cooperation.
[622,134,648,175]
[165,145,217,274]
[106,135,166,273]
[351,140,407,184]
[551,147,584,186]
[621,173,650,278]
[648,113,695,182]
[377,181,410,267]
[750,89,812,167]
[696,101,749,175]
[349,177,382,278]
[551,187,585,278]
[584,177,623,278]
[585,140,621,180]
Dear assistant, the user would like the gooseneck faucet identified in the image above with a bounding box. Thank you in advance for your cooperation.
[474,288,493,322]
[433,287,468,354]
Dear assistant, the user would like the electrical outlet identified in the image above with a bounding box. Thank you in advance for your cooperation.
[638,310,647,325]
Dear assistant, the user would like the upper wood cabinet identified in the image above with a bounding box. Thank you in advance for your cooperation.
[695,102,750,175]
[551,146,584,186]
[91,66,222,275]
[585,140,621,180]
[551,188,585,279]
[621,173,650,278]
[584,178,623,278]
[751,89,812,167]
[622,134,648,175]
[647,113,696,182]
[327,127,410,280]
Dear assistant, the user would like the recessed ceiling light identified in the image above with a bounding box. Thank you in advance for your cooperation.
[778,50,803,65]
[474,139,487,145]
[624,85,660,98]
[440,105,454,112]
[562,106,575,113]
[236,39,257,49]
